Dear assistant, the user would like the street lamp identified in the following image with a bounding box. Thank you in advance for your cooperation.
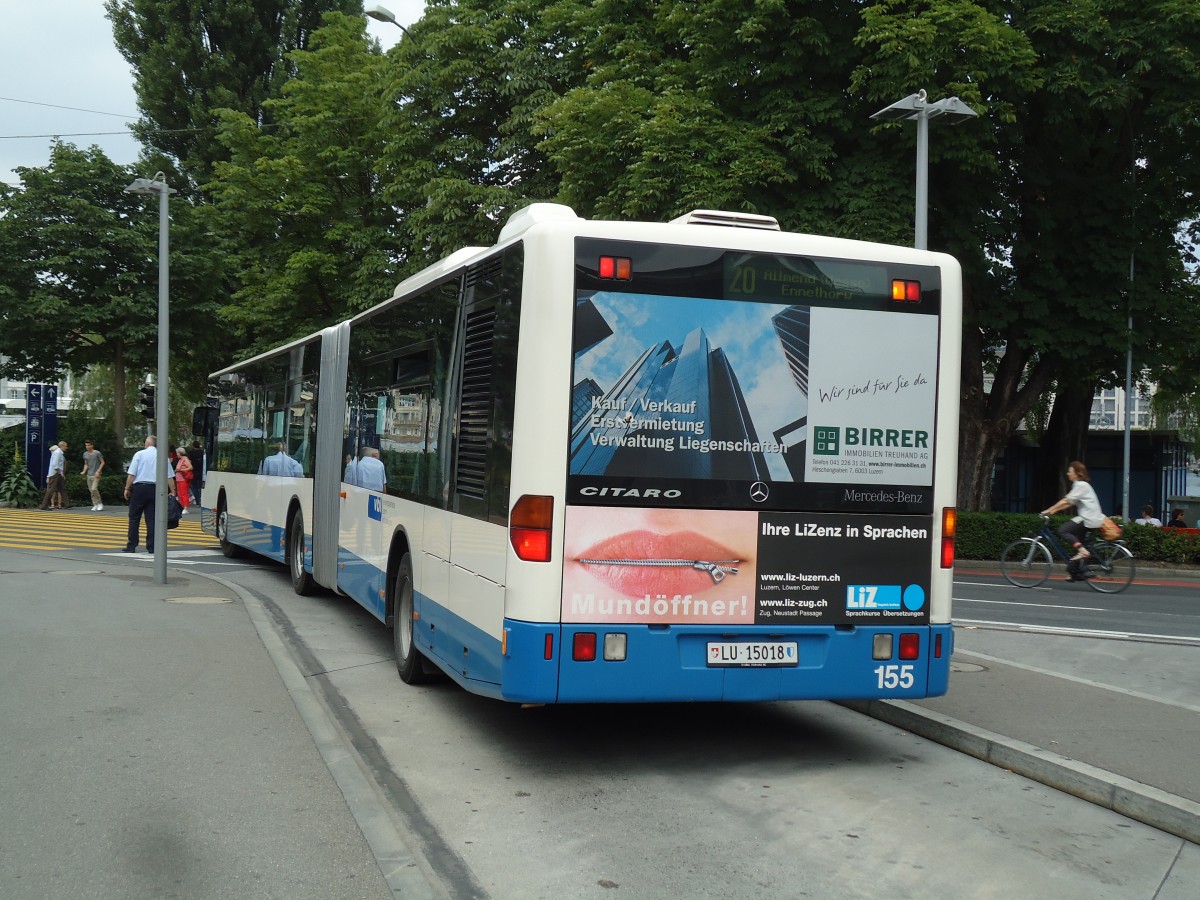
[364,4,413,39]
[125,172,177,586]
[870,90,979,250]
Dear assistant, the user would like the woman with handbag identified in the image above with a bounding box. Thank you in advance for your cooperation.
[174,447,194,515]
[1040,460,1105,562]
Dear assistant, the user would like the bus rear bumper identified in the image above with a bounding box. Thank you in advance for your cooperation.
[501,620,954,704]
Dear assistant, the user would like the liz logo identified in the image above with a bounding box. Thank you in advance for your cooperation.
[750,482,769,503]
[368,496,383,521]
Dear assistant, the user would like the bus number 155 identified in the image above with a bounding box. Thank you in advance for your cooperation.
[875,664,915,690]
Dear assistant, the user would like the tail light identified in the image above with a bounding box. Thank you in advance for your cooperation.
[510,494,553,562]
[941,507,957,568]
[573,632,597,661]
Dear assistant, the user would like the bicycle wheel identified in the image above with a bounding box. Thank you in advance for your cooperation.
[999,538,1052,587]
[1085,542,1135,594]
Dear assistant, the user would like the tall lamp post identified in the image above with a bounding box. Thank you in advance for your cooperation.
[870,90,979,250]
[125,172,177,586]
[364,4,413,38]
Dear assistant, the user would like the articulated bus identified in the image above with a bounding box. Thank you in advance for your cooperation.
[201,204,961,703]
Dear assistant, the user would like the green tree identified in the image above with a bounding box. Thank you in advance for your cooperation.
[204,12,399,353]
[106,0,362,184]
[0,144,228,451]
[538,0,885,232]
[377,0,590,257]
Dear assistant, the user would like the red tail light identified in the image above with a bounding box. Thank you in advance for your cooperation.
[510,494,553,562]
[573,632,597,661]
[941,507,957,568]
[899,633,920,660]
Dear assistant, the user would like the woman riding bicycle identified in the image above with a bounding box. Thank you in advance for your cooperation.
[1040,460,1105,576]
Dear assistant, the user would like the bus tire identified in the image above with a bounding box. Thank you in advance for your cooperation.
[288,508,315,595]
[217,496,245,559]
[394,552,430,684]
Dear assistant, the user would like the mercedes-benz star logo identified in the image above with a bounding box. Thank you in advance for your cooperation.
[749,482,769,503]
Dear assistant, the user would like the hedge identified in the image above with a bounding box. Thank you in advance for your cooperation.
[957,511,1200,566]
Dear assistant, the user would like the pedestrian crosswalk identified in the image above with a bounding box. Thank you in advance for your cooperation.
[0,507,217,551]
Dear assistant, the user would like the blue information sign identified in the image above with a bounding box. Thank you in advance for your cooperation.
[25,384,58,489]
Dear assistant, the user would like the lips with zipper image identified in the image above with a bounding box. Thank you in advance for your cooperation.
[562,508,759,622]
[575,530,744,598]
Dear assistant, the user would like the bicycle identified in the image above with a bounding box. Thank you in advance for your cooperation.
[999,515,1135,593]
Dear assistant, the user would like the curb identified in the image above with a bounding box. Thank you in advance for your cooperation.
[841,698,1200,845]
[187,567,445,900]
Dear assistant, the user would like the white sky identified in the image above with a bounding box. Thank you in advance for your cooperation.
[0,0,423,186]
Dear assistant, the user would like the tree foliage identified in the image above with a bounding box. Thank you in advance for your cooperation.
[204,12,399,354]
[106,0,362,183]
[376,0,591,257]
[0,144,228,450]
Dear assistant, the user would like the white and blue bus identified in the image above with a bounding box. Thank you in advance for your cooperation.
[201,204,961,703]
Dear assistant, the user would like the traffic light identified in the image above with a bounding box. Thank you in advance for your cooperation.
[139,384,156,419]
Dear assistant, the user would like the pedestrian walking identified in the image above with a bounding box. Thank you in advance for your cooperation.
[175,447,194,514]
[123,436,176,553]
[81,439,106,510]
[39,441,68,510]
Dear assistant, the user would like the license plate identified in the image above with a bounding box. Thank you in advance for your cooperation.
[707,641,798,667]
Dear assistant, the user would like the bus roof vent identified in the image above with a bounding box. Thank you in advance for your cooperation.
[498,203,580,242]
[669,209,781,231]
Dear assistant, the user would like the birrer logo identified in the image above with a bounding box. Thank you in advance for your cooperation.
[812,426,840,455]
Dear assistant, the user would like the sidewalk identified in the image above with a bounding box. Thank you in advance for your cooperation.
[0,545,430,899]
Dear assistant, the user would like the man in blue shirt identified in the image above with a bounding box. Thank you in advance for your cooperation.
[258,442,303,477]
[39,441,68,510]
[355,447,387,492]
[122,436,176,553]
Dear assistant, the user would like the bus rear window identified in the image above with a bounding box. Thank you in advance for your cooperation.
[568,243,941,514]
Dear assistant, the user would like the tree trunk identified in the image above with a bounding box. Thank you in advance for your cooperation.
[1030,377,1096,512]
[956,328,1059,511]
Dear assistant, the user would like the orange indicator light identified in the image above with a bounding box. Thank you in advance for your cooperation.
[599,256,632,280]
[891,279,921,302]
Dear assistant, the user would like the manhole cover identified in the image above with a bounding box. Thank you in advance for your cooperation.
[166,596,233,605]
[951,661,986,673]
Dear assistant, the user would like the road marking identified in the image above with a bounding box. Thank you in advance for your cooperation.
[96,552,250,567]
[955,596,1106,612]
[956,617,1200,645]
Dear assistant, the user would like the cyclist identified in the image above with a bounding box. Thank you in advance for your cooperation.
[1040,460,1106,579]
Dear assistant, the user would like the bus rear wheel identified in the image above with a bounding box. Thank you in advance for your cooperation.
[393,552,430,684]
[217,497,244,558]
[288,510,315,595]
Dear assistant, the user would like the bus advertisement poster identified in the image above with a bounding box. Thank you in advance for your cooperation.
[562,506,932,626]
[568,290,939,503]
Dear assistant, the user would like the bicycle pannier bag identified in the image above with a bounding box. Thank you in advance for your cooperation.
[1099,516,1122,540]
